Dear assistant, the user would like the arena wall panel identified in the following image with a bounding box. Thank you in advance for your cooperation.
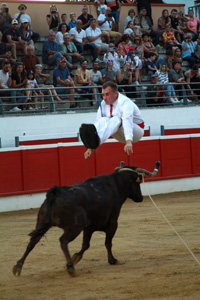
[0,135,199,197]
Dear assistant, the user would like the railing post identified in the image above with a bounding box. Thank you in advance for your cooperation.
[49,90,55,112]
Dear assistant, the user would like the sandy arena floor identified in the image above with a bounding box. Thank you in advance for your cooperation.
[0,190,200,300]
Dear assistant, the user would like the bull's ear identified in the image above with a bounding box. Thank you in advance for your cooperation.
[136,176,142,183]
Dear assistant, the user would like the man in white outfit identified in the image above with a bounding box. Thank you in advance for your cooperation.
[79,81,144,159]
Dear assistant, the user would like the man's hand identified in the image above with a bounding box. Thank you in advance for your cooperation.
[84,149,92,159]
[124,140,133,155]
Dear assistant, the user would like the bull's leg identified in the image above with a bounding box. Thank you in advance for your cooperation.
[105,223,118,265]
[72,228,93,265]
[13,223,51,276]
[59,233,75,277]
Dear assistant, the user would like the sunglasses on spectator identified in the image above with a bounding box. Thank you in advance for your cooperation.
[83,74,86,79]
[108,60,113,62]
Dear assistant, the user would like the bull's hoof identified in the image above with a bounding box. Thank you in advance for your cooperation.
[109,258,118,265]
[67,265,75,277]
[12,263,23,276]
[72,253,82,265]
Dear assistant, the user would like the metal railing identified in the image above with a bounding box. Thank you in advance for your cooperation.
[0,82,199,115]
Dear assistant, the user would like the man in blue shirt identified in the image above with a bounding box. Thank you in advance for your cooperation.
[53,57,76,108]
[42,30,76,70]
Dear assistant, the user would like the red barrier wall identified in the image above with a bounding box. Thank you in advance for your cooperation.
[0,136,199,197]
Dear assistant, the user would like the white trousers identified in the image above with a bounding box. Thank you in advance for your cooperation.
[95,116,144,145]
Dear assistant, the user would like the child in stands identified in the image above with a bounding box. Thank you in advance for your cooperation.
[68,12,77,29]
[27,70,45,109]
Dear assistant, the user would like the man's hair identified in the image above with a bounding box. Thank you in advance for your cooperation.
[149,52,155,58]
[172,59,181,67]
[102,81,118,92]
[171,9,177,14]
[3,61,10,66]
[89,18,96,23]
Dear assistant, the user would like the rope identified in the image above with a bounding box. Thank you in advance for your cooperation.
[142,179,200,267]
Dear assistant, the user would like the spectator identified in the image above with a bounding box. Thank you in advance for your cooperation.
[60,33,83,65]
[145,52,157,76]
[69,19,98,62]
[103,43,123,73]
[96,0,107,17]
[59,13,68,27]
[42,30,73,69]
[162,24,181,52]
[181,33,196,68]
[34,64,62,102]
[75,59,98,105]
[11,61,33,109]
[68,12,77,29]
[22,44,40,72]
[156,49,173,70]
[157,9,172,34]
[53,57,76,108]
[124,8,136,30]
[134,0,153,25]
[26,70,44,110]
[116,61,137,99]
[124,45,143,86]
[2,19,27,56]
[17,19,34,49]
[156,63,178,103]
[146,74,171,106]
[105,0,121,32]
[194,34,200,62]
[97,7,122,46]
[133,36,144,68]
[124,21,135,42]
[55,23,68,46]
[0,60,22,112]
[46,4,61,31]
[168,60,191,103]
[169,9,184,43]
[142,33,158,59]
[14,3,40,43]
[185,65,200,101]
[133,17,142,38]
[0,3,12,34]
[89,60,103,85]
[78,5,94,30]
[177,11,188,34]
[117,34,131,57]
[138,7,160,46]
[173,47,182,63]
[185,9,200,41]
[101,60,116,83]
[86,18,109,59]
[0,31,16,64]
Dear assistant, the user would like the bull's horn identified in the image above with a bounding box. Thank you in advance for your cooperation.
[135,161,160,177]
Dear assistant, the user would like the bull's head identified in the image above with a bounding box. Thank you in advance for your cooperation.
[114,161,160,202]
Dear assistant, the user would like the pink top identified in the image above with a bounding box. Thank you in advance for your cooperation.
[186,16,199,33]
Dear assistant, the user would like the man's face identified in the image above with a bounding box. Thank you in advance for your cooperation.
[3,63,11,73]
[93,62,99,70]
[27,48,34,56]
[49,32,55,41]
[106,8,112,16]
[102,86,118,105]
[140,9,147,16]
[59,61,66,69]
[76,20,82,28]
[171,11,177,18]
[12,23,18,30]
[151,76,158,84]
[82,7,88,15]
[1,5,8,13]
[81,61,88,69]
[90,20,96,29]
[174,63,181,71]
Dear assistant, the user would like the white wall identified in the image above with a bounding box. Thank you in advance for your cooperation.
[0,106,200,148]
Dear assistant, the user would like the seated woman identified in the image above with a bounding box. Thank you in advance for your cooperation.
[116,61,137,99]
[17,19,34,54]
[11,62,32,109]
[156,63,178,103]
[34,64,62,102]
[55,23,68,45]
[157,9,172,34]
[117,34,131,57]
[142,33,159,59]
[173,47,182,63]
[133,36,145,68]
[46,4,61,31]
[185,9,200,41]
[59,33,83,64]
[181,33,196,68]
[124,21,135,43]
[124,8,136,30]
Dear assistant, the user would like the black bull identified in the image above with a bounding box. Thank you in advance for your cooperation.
[13,161,160,277]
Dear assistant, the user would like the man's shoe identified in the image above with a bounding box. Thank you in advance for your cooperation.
[79,123,100,149]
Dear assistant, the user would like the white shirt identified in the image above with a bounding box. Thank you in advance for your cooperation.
[103,52,124,73]
[86,26,102,44]
[0,70,9,88]
[55,32,64,45]
[69,28,86,43]
[96,92,144,141]
[97,14,114,31]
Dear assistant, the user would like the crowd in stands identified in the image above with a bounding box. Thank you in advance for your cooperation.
[0,1,200,112]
